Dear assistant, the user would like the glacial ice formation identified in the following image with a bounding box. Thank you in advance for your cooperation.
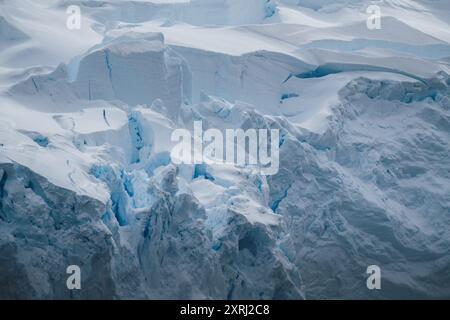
[0,0,449,299]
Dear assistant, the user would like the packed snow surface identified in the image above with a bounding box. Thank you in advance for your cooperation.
[0,0,449,299]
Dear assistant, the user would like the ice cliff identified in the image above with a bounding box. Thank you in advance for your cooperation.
[0,0,449,299]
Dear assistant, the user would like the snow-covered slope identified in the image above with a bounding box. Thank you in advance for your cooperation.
[0,0,449,299]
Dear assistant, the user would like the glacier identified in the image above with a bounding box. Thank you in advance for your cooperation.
[0,0,449,299]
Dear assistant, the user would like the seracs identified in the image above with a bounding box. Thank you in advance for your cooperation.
[170,121,280,175]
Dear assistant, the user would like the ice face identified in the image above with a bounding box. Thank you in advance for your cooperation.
[0,0,450,299]
[73,34,190,117]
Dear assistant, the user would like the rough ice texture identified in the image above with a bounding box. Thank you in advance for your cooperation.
[0,162,302,299]
[1,0,450,299]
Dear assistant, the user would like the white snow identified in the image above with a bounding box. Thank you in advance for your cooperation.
[0,0,449,299]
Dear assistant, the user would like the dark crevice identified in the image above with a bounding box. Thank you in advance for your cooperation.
[296,63,425,83]
[0,170,8,221]
[0,170,7,199]
[31,77,39,93]
[103,109,111,127]
[271,183,292,213]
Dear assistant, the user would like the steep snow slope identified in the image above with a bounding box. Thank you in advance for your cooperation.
[0,0,449,299]
[56,0,277,26]
[0,0,101,68]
